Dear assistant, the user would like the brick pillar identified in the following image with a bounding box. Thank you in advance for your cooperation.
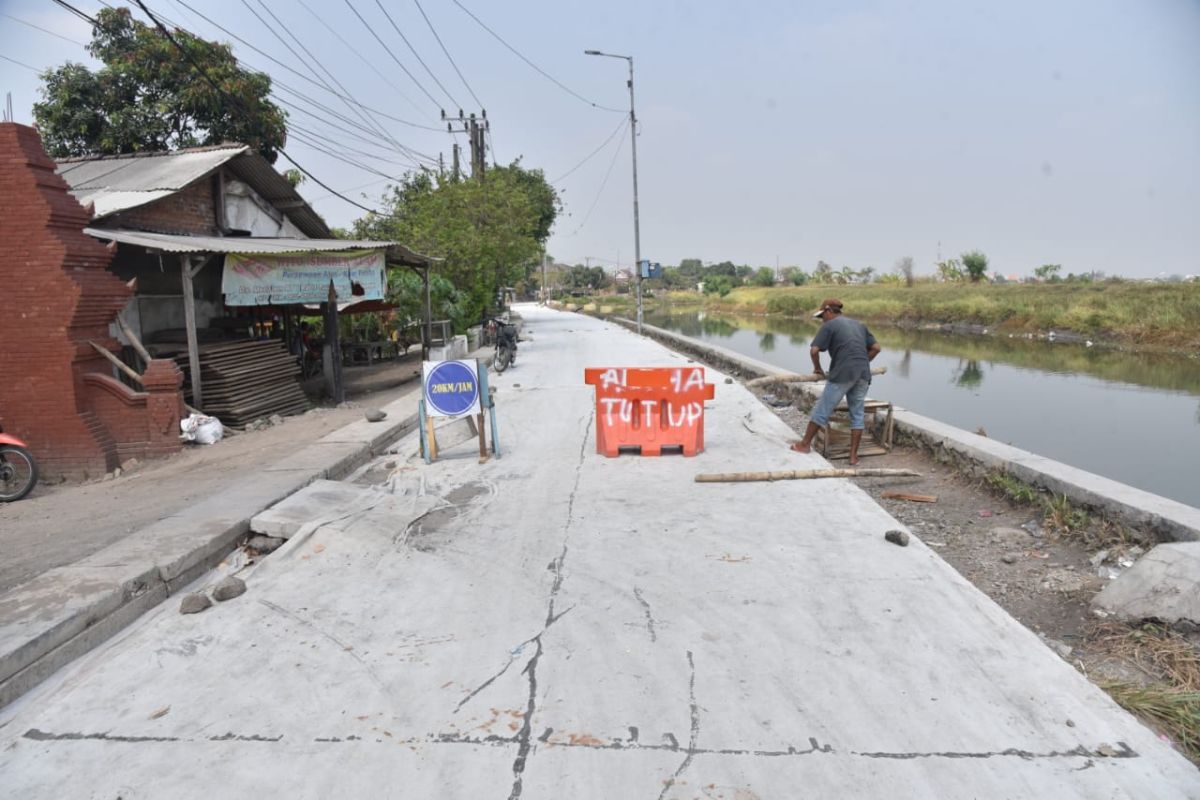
[0,123,132,478]
[141,359,185,457]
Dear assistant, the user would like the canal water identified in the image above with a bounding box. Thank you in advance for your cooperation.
[646,311,1200,508]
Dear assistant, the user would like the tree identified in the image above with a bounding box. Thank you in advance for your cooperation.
[354,164,560,328]
[752,267,776,287]
[702,275,734,297]
[1034,263,1062,282]
[34,7,287,161]
[961,250,989,283]
[781,267,809,286]
[896,256,915,287]
[677,258,703,276]
[813,261,834,284]
[858,266,876,283]
[937,258,965,282]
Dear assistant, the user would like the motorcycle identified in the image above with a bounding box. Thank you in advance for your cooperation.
[0,421,38,502]
[486,317,518,373]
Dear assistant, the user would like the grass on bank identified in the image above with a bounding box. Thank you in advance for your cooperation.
[1093,623,1200,762]
[627,282,1200,349]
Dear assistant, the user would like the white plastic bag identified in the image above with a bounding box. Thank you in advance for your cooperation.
[180,413,224,445]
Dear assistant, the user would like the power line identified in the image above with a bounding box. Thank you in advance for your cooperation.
[294,0,424,117]
[2,13,88,46]
[270,82,438,160]
[552,117,627,184]
[566,120,628,236]
[342,0,442,111]
[50,0,96,26]
[450,0,623,114]
[136,0,433,168]
[132,0,387,217]
[242,0,425,168]
[372,0,459,109]
[166,0,445,131]
[413,0,482,109]
[271,90,434,163]
[308,176,394,202]
[0,53,40,72]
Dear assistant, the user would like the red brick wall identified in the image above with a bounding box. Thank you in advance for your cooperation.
[106,177,218,235]
[0,123,183,480]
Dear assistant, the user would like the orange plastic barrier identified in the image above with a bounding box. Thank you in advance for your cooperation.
[583,367,716,457]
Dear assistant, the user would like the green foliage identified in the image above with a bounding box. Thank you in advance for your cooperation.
[354,164,559,328]
[751,267,776,287]
[703,275,734,297]
[386,269,462,332]
[564,265,609,291]
[34,7,287,161]
[961,250,989,283]
[677,258,704,275]
[813,261,834,284]
[780,267,809,286]
[986,472,1039,504]
[1035,264,1062,282]
[937,258,965,282]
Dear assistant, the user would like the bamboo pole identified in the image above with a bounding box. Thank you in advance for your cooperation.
[116,316,153,366]
[89,340,214,423]
[695,467,920,483]
[747,365,887,389]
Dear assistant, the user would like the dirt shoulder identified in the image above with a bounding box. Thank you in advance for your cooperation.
[756,390,1200,764]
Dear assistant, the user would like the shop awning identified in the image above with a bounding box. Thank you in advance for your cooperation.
[82,227,436,267]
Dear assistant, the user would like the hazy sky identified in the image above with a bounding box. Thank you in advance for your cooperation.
[2,0,1197,278]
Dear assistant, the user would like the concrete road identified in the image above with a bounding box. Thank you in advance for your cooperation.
[1,305,1196,798]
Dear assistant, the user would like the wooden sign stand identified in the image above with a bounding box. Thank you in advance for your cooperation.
[420,360,500,464]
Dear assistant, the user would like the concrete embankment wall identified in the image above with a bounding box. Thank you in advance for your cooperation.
[604,315,1200,543]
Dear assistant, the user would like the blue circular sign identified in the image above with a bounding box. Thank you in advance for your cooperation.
[425,360,480,417]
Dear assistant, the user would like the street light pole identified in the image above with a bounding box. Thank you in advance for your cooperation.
[585,49,642,334]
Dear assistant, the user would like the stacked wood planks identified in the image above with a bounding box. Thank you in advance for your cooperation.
[179,340,309,426]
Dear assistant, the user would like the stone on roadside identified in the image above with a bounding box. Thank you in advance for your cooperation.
[1092,543,1200,629]
[724,377,733,384]
[268,414,284,426]
[180,593,212,614]
[246,535,285,554]
[1001,553,1020,565]
[212,576,247,602]
[885,529,910,547]
[364,408,387,423]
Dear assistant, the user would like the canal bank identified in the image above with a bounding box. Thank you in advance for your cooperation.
[601,314,1200,543]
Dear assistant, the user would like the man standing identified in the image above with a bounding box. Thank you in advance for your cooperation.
[791,299,881,465]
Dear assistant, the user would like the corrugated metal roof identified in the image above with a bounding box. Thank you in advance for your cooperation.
[83,227,436,266]
[55,145,332,239]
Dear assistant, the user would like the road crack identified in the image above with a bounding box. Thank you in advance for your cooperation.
[633,586,657,642]
[657,650,701,800]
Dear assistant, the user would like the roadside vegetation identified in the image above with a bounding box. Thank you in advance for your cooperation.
[596,282,1200,351]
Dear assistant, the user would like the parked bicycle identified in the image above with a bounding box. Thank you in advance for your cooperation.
[485,317,519,373]
[0,421,38,502]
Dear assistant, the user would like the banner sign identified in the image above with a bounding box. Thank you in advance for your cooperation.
[222,249,387,306]
[423,359,481,418]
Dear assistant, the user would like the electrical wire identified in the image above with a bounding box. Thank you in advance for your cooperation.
[2,13,88,46]
[413,0,482,109]
[243,0,424,168]
[449,0,623,114]
[372,0,459,109]
[552,117,627,184]
[139,0,436,169]
[50,0,96,26]
[132,0,388,216]
[565,119,628,236]
[342,0,442,110]
[294,0,424,117]
[0,53,40,72]
[308,176,394,202]
[166,0,445,131]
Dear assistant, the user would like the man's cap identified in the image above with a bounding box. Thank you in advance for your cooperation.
[813,298,844,318]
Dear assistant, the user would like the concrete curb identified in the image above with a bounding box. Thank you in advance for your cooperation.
[607,315,1200,542]
[0,391,421,709]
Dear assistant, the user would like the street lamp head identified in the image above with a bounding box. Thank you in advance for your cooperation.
[584,49,602,55]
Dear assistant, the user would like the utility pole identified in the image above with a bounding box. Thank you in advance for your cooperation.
[542,252,549,303]
[443,110,488,181]
[451,143,461,180]
[586,50,642,334]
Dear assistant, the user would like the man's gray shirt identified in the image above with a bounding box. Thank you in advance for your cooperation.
[811,316,876,384]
